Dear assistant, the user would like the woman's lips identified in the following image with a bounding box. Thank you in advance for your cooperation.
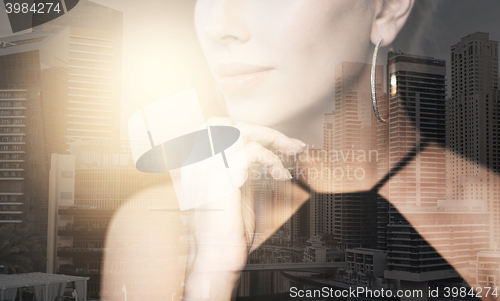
[215,63,273,93]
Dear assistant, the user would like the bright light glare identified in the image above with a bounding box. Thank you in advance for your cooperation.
[132,52,189,100]
[390,74,397,88]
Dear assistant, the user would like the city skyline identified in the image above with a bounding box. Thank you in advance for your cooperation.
[2,1,500,300]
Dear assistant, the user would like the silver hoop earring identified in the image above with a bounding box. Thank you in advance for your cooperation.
[371,38,386,123]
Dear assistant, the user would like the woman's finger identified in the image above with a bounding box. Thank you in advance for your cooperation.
[234,122,306,158]
[205,118,305,159]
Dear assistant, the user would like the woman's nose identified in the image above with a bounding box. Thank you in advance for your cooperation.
[203,0,250,46]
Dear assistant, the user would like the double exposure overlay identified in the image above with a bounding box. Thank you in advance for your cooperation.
[1,1,500,301]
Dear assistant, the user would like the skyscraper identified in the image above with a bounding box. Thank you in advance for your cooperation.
[0,27,70,238]
[386,52,447,208]
[384,52,454,293]
[0,89,28,225]
[248,170,293,246]
[290,184,309,246]
[0,0,123,260]
[447,32,500,243]
[318,61,384,249]
[35,0,123,146]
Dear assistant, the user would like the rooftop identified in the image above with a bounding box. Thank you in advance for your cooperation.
[0,27,67,56]
[0,272,88,290]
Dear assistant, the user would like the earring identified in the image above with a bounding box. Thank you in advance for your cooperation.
[371,38,386,123]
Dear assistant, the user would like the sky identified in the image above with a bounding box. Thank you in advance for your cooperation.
[87,0,500,140]
[89,0,218,140]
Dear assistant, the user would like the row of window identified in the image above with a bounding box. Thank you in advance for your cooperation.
[70,36,114,47]
[0,154,22,159]
[0,92,27,99]
[69,44,113,55]
[0,119,24,125]
[0,145,23,151]
[0,101,24,107]
[0,171,22,177]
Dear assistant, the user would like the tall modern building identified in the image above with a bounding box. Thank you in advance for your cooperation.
[0,0,122,255]
[247,171,293,246]
[386,52,447,208]
[447,32,500,243]
[0,89,28,225]
[250,178,273,244]
[384,52,455,297]
[290,186,309,246]
[0,27,70,239]
[35,0,123,146]
[384,201,489,294]
[317,62,384,249]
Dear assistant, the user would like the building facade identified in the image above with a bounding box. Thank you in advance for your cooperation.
[0,89,28,225]
[345,248,387,279]
[447,32,500,243]
[383,52,461,296]
[247,171,294,246]
[0,0,122,252]
[386,52,447,208]
[35,0,123,145]
[0,27,70,241]
[317,62,384,250]
[303,236,329,263]
[468,250,500,289]
[385,200,490,282]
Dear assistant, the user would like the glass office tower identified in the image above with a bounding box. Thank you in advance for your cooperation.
[384,52,454,292]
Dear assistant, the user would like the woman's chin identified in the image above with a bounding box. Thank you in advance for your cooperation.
[227,105,287,128]
[231,115,285,129]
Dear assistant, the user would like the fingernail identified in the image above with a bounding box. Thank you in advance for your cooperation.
[285,169,293,180]
[290,138,306,147]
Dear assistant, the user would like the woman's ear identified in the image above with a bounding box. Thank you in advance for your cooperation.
[370,0,415,47]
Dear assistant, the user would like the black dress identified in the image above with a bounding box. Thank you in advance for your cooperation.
[241,139,481,300]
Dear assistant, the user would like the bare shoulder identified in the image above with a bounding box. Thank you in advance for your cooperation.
[101,181,188,301]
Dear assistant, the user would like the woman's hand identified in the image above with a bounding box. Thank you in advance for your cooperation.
[183,118,305,301]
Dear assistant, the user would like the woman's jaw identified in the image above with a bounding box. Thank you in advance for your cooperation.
[222,86,336,147]
[219,59,375,147]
